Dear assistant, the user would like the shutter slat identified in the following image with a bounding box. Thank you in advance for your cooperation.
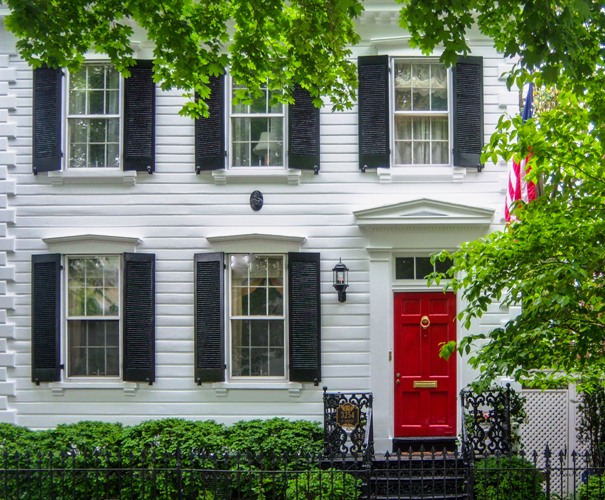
[358,55,390,171]
[32,67,62,174]
[453,56,484,168]
[288,86,320,171]
[288,253,321,383]
[123,61,155,173]
[195,74,226,172]
[194,253,225,383]
[123,253,155,383]
[31,254,61,383]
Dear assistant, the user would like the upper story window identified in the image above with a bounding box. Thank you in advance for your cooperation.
[32,61,155,175]
[357,55,484,173]
[230,82,285,168]
[67,64,121,169]
[195,76,320,175]
[393,61,449,166]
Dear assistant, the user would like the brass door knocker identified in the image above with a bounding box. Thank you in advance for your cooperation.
[420,315,430,329]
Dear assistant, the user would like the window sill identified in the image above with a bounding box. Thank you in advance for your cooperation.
[48,381,138,396]
[210,168,302,185]
[47,170,137,186]
[211,381,303,398]
[376,166,466,183]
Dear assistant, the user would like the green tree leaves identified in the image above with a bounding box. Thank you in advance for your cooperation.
[5,0,361,117]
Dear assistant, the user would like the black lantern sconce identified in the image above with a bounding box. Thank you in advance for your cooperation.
[332,258,349,303]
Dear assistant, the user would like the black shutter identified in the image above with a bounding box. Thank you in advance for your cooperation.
[32,67,62,174]
[195,74,226,172]
[194,253,225,383]
[123,253,155,383]
[288,86,320,172]
[358,55,390,171]
[31,254,61,383]
[123,61,155,173]
[453,56,484,168]
[288,252,321,383]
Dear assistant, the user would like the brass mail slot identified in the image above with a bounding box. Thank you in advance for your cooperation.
[413,380,438,389]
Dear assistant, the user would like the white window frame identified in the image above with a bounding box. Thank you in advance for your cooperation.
[227,253,288,381]
[227,77,287,170]
[391,58,451,167]
[64,62,123,170]
[64,254,122,380]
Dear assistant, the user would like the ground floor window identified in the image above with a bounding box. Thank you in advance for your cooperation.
[66,256,120,377]
[229,254,286,378]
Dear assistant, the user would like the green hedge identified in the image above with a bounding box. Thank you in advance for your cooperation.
[473,455,546,500]
[0,418,351,499]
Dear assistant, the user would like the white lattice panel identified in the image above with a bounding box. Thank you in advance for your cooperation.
[521,389,569,458]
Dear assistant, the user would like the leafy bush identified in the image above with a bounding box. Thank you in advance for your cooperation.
[224,418,323,498]
[119,418,228,499]
[285,468,361,499]
[473,455,546,500]
[578,474,605,500]
[226,417,323,456]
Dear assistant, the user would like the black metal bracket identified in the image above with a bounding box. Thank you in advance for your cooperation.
[313,165,319,175]
[146,165,153,174]
[195,165,202,175]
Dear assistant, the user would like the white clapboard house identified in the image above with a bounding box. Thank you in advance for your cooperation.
[0,2,520,450]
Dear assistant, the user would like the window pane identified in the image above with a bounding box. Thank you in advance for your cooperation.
[413,118,431,140]
[89,144,106,168]
[432,89,448,111]
[395,258,415,280]
[88,66,105,89]
[69,118,88,143]
[106,90,119,114]
[415,257,433,279]
[89,90,104,115]
[69,143,87,168]
[70,68,87,91]
[395,116,412,141]
[69,90,87,115]
[90,119,106,143]
[413,142,430,164]
[432,117,448,140]
[248,285,267,316]
[435,257,454,275]
[395,142,412,165]
[432,142,449,164]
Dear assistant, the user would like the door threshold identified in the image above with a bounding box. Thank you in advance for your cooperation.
[392,436,458,453]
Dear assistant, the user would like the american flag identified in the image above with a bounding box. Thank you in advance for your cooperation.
[505,83,535,222]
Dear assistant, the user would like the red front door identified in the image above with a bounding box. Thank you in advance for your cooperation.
[394,292,457,437]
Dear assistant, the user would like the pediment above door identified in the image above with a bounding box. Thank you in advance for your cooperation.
[354,198,494,231]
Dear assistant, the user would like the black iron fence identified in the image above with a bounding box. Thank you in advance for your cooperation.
[0,447,604,499]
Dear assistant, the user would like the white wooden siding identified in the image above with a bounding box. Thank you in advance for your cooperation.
[0,10,518,438]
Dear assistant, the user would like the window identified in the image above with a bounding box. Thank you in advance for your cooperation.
[66,64,121,169]
[357,55,483,171]
[230,83,284,167]
[194,252,320,384]
[194,77,320,174]
[31,252,155,384]
[229,254,285,377]
[66,256,120,377]
[393,61,449,165]
[395,256,453,280]
[32,61,155,175]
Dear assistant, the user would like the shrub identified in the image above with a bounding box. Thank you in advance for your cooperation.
[225,418,323,498]
[285,468,362,499]
[119,418,228,499]
[473,455,546,500]
[226,417,323,456]
[578,474,605,500]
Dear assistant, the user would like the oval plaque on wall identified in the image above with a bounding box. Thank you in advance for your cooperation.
[250,190,264,211]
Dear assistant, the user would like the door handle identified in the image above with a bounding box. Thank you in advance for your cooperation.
[420,315,430,329]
